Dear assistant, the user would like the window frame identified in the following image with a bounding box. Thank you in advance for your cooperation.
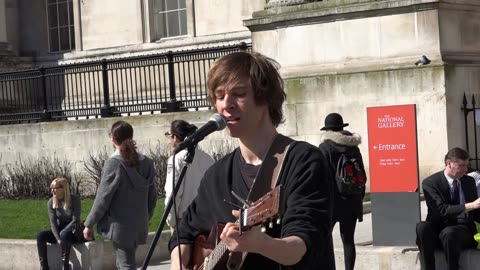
[46,0,76,53]
[150,0,189,41]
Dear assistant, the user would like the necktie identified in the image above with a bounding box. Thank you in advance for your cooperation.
[452,179,460,205]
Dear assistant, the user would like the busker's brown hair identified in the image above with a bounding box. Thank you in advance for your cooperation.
[207,52,286,127]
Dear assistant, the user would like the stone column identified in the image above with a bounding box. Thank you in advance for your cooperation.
[265,0,316,9]
[0,0,7,42]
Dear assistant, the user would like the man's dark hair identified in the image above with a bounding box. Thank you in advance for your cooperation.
[444,147,470,165]
[207,52,286,127]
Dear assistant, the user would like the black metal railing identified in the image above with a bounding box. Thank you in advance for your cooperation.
[0,42,251,124]
[462,93,480,170]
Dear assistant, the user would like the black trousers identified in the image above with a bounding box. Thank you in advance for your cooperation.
[333,210,357,270]
[416,221,476,270]
[37,222,74,269]
[37,223,74,245]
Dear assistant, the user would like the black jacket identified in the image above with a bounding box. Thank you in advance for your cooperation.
[169,140,335,270]
[318,130,366,221]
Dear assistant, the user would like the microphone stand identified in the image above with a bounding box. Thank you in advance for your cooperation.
[141,144,197,270]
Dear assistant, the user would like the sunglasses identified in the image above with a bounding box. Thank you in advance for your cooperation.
[164,132,177,138]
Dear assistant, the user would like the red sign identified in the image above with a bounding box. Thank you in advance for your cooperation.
[367,104,419,192]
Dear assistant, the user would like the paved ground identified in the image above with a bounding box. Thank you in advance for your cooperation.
[141,201,428,270]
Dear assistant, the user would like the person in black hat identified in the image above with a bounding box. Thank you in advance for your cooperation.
[320,112,350,132]
[318,113,367,270]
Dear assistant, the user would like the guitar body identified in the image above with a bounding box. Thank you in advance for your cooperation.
[189,186,283,270]
[192,224,230,270]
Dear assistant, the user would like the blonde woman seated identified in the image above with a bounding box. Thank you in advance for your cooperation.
[36,177,81,270]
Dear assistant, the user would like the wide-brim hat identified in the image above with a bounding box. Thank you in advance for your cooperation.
[320,113,349,131]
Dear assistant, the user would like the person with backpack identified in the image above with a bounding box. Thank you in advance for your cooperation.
[318,112,367,270]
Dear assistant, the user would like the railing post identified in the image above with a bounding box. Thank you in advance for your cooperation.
[40,66,51,121]
[473,95,478,169]
[463,93,470,152]
[162,51,181,112]
[100,59,114,117]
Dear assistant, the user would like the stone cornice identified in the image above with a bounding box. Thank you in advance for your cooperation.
[61,31,252,63]
[279,56,447,80]
[245,0,445,31]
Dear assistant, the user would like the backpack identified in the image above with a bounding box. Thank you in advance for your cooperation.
[335,153,366,196]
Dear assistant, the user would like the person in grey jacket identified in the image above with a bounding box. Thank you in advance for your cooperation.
[164,120,214,232]
[37,177,81,270]
[83,120,157,270]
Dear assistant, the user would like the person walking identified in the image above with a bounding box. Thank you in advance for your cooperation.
[83,120,157,270]
[318,112,367,270]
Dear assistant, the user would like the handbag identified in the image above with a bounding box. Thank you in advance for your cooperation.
[72,220,88,243]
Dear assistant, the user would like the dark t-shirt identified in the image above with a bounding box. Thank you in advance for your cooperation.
[237,150,260,190]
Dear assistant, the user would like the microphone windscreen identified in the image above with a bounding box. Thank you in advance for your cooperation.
[210,113,227,131]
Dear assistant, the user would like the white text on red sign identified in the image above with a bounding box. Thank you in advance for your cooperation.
[373,144,406,150]
[377,115,404,128]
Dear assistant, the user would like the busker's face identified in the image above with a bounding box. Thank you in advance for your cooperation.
[446,159,469,179]
[214,81,268,139]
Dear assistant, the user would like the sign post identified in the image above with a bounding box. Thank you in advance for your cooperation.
[367,104,421,246]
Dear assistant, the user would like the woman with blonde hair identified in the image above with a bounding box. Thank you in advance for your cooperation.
[83,120,157,269]
[36,177,81,270]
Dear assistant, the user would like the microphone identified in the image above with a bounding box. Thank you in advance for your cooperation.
[173,113,227,154]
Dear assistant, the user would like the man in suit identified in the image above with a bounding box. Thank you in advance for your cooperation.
[416,147,480,270]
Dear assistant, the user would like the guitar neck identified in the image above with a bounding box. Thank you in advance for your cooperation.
[202,240,229,270]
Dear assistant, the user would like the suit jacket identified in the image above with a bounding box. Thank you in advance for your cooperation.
[423,171,480,235]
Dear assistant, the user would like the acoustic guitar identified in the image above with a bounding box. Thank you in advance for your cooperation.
[191,185,283,270]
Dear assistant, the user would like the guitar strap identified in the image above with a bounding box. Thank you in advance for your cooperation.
[227,134,295,270]
[247,133,295,202]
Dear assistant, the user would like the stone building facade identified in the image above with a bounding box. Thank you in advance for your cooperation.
[0,0,479,187]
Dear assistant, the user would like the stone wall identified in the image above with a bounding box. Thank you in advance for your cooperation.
[245,0,480,183]
[61,0,265,62]
[2,0,480,190]
[0,110,237,175]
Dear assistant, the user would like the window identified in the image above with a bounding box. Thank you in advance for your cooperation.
[46,0,75,52]
[152,0,187,39]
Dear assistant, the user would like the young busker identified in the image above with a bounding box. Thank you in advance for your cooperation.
[169,51,335,270]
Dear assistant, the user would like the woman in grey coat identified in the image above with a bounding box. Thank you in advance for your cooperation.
[83,120,157,269]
